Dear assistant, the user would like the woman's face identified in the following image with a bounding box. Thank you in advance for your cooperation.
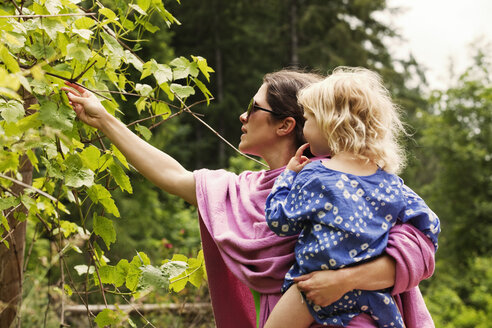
[303,111,330,157]
[238,84,279,157]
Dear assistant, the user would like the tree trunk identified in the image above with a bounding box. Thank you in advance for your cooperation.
[0,91,36,328]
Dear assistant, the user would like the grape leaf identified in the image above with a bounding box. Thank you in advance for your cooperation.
[64,155,94,188]
[0,100,24,123]
[108,162,132,193]
[38,101,74,131]
[93,215,116,249]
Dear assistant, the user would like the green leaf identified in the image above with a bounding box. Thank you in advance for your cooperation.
[40,17,66,41]
[41,157,63,180]
[74,264,95,276]
[135,83,153,96]
[99,8,117,21]
[74,17,96,30]
[108,162,132,193]
[98,265,116,284]
[0,100,24,123]
[154,64,173,85]
[58,220,80,238]
[124,50,143,72]
[159,82,174,101]
[170,56,199,80]
[94,309,119,328]
[0,196,19,212]
[66,42,92,62]
[0,45,20,73]
[126,252,150,291]
[100,32,124,59]
[38,101,74,131]
[153,102,170,117]
[138,265,170,290]
[191,55,214,82]
[135,124,152,141]
[45,0,62,15]
[143,20,159,33]
[72,28,93,40]
[193,77,212,104]
[80,145,101,172]
[161,260,188,279]
[63,284,73,296]
[137,0,151,12]
[141,59,172,85]
[87,184,120,217]
[1,215,10,232]
[93,215,116,249]
[129,4,147,15]
[114,259,130,287]
[170,83,195,99]
[64,155,94,188]
[111,145,129,169]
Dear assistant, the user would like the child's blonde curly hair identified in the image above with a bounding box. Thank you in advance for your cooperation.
[298,66,407,174]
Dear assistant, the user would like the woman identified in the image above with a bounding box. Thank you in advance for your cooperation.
[62,69,436,328]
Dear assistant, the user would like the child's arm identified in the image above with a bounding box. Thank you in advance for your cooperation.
[265,169,304,236]
[398,184,440,250]
[265,144,312,236]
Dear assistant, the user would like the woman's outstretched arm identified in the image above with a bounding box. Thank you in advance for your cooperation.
[62,82,197,206]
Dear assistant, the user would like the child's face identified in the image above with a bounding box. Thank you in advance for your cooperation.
[303,112,330,157]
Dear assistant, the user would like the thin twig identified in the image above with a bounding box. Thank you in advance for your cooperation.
[0,173,58,202]
[88,246,108,307]
[0,220,22,245]
[184,108,268,168]
[0,13,97,19]
[116,289,158,328]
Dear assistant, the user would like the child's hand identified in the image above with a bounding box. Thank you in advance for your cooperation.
[61,82,109,130]
[286,143,311,173]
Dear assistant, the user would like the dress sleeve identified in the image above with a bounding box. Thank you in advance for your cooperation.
[399,184,441,250]
[265,170,307,236]
[386,223,436,295]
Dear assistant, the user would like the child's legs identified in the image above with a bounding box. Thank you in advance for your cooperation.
[264,284,314,328]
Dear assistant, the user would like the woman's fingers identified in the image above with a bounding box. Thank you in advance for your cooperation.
[293,272,314,282]
[64,81,86,95]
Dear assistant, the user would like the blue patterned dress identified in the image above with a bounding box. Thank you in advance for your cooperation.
[265,161,440,327]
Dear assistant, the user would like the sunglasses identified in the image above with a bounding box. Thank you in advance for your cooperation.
[247,98,281,118]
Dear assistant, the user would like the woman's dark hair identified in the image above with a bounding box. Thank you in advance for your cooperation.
[263,69,323,148]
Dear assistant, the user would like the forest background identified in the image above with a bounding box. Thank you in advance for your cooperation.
[0,0,490,327]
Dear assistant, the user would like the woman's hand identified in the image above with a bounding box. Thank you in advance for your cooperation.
[294,269,352,307]
[286,143,311,173]
[294,255,396,307]
[61,82,109,130]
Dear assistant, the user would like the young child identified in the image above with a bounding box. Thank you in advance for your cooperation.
[264,67,440,328]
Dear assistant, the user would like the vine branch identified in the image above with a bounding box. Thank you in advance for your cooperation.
[0,173,58,203]
[0,13,97,19]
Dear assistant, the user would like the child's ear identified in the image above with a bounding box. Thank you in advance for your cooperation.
[276,117,296,136]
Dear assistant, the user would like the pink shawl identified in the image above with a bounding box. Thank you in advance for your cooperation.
[194,168,436,328]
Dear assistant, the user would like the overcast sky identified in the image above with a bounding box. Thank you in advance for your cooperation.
[381,0,492,89]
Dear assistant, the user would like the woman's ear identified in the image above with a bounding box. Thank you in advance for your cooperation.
[276,117,296,136]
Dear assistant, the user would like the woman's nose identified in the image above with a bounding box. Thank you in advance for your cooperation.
[239,111,248,123]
